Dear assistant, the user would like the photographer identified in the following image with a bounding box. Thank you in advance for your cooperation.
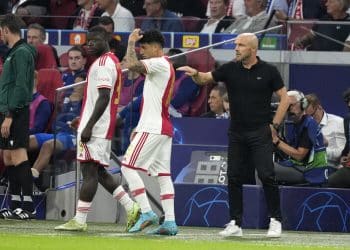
[327,88,350,188]
[272,90,328,185]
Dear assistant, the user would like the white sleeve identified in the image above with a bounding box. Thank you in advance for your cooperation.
[95,61,116,89]
[141,57,169,74]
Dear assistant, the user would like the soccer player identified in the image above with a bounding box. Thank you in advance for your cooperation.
[121,29,178,236]
[55,26,140,232]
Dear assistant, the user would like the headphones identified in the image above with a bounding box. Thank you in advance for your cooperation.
[288,90,308,110]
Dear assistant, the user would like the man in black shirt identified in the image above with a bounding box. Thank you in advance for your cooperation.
[178,33,289,237]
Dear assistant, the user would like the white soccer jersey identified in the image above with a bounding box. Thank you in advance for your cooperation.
[134,56,175,137]
[78,52,122,139]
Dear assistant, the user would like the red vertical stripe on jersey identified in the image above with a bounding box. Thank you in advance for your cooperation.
[106,53,122,139]
[161,57,175,137]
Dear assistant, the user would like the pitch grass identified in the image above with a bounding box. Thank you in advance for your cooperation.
[0,220,350,250]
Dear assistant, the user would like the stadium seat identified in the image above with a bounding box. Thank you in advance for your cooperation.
[59,52,69,72]
[181,16,202,33]
[35,44,58,70]
[185,49,215,116]
[135,16,147,28]
[37,68,63,104]
[50,0,77,29]
[59,52,69,68]
[287,21,316,50]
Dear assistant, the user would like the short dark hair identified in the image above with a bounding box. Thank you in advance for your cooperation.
[88,25,109,41]
[305,93,321,107]
[75,71,87,80]
[0,14,24,35]
[28,23,46,40]
[68,45,87,57]
[212,84,227,98]
[98,16,115,30]
[139,29,165,48]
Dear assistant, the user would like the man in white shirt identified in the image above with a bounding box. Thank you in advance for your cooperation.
[223,0,278,34]
[201,0,234,34]
[305,93,346,167]
[97,0,135,32]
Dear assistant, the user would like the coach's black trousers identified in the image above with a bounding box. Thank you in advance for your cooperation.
[227,125,281,226]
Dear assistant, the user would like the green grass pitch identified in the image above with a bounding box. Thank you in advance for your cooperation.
[0,220,349,250]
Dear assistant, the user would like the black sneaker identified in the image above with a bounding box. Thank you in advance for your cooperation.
[8,208,36,220]
[0,208,13,219]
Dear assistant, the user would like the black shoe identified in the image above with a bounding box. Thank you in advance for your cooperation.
[0,208,13,219]
[7,208,36,220]
[34,176,49,192]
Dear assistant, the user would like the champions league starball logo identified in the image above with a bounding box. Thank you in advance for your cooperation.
[182,187,228,227]
[296,192,350,232]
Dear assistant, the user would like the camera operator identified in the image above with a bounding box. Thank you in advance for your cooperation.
[271,90,328,185]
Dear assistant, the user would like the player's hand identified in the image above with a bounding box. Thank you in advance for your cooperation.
[1,117,12,138]
[128,29,143,43]
[81,126,92,143]
[177,66,198,76]
[69,117,80,131]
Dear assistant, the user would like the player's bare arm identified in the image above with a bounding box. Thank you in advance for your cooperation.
[126,29,147,74]
[272,86,289,127]
[177,66,214,85]
[81,88,110,143]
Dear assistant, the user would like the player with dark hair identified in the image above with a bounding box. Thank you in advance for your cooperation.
[55,26,140,232]
[121,29,178,235]
[0,14,37,220]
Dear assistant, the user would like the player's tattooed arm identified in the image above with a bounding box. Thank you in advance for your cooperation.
[126,29,147,74]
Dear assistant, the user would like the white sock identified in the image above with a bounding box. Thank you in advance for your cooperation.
[158,176,175,221]
[121,166,151,213]
[74,200,92,224]
[31,168,39,178]
[113,186,134,211]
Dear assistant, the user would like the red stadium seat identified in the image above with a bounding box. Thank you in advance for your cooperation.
[181,16,202,33]
[37,68,63,104]
[59,52,69,68]
[186,49,215,116]
[35,44,58,70]
[50,0,77,29]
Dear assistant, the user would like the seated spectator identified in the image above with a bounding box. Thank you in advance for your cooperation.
[200,0,235,34]
[97,16,126,60]
[223,0,279,34]
[97,0,135,32]
[30,70,52,135]
[328,88,350,188]
[141,0,184,32]
[30,74,85,190]
[305,93,346,167]
[62,45,87,101]
[294,0,350,51]
[27,23,59,67]
[67,0,104,30]
[272,90,328,185]
[206,0,246,19]
[12,0,49,26]
[200,85,227,118]
[288,0,327,19]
